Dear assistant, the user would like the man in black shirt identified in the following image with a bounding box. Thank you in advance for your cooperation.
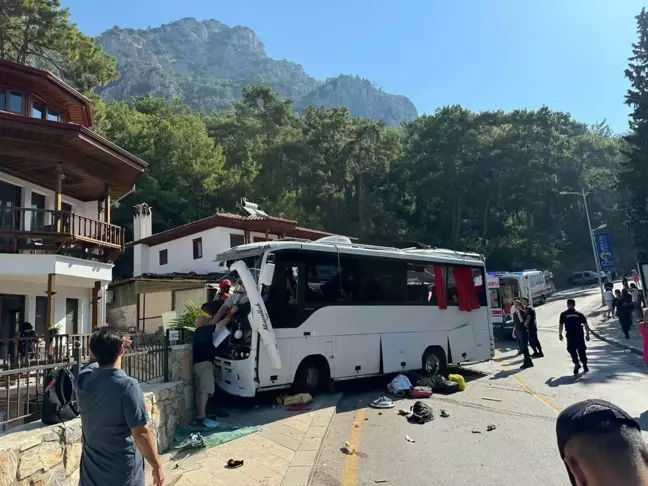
[559,299,591,375]
[192,315,216,425]
[512,299,534,369]
[522,297,544,358]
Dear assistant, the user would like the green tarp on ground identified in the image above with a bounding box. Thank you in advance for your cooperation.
[173,422,262,450]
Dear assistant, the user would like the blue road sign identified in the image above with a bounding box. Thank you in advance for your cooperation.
[595,233,615,270]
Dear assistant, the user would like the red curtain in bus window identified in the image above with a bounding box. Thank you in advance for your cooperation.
[434,266,447,309]
[454,267,480,312]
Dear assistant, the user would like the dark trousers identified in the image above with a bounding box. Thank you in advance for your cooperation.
[528,325,542,354]
[516,325,532,364]
[619,312,632,338]
[567,333,587,366]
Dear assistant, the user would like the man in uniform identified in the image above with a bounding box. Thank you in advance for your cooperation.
[559,299,591,375]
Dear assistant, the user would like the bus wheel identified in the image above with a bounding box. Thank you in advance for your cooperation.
[422,347,446,377]
[294,356,329,394]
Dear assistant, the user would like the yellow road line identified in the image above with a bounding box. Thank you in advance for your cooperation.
[341,407,366,486]
[496,350,562,413]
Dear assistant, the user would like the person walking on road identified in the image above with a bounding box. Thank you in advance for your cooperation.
[559,299,590,375]
[522,297,544,358]
[76,328,164,486]
[630,283,644,323]
[617,288,635,339]
[512,298,534,369]
[556,399,648,486]
[603,286,615,319]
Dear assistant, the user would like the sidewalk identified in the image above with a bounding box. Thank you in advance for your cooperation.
[152,393,342,486]
[587,310,643,356]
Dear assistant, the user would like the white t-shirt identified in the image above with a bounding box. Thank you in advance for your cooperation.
[510,303,517,320]
[604,290,614,304]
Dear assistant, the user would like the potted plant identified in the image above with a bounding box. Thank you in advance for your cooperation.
[170,301,207,341]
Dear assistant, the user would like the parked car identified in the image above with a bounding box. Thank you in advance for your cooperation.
[568,271,601,286]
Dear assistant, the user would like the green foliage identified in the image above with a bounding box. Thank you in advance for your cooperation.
[0,0,118,91]
[621,7,648,260]
[169,301,207,339]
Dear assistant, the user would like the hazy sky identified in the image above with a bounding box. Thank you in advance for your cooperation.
[62,0,647,132]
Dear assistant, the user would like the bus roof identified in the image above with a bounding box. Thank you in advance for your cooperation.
[214,237,485,267]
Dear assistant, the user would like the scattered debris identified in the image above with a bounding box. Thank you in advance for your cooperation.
[226,459,244,469]
[472,430,482,434]
[364,417,369,421]
[176,432,205,451]
[448,374,466,391]
[354,423,360,428]
[388,374,413,397]
[409,386,433,398]
[481,396,502,403]
[398,408,410,416]
[487,424,497,432]
[277,393,313,406]
[408,401,434,424]
[374,480,389,483]
[342,441,355,455]
[370,396,395,409]
[173,464,179,469]
[440,410,450,418]
[405,434,415,443]
[286,403,312,412]
[378,412,383,416]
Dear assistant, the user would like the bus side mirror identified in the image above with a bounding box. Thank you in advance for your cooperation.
[259,263,275,287]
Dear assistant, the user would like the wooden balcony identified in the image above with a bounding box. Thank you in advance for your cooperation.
[0,206,125,262]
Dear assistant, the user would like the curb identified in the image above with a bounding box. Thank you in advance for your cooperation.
[281,392,342,486]
[588,327,642,356]
[584,303,643,356]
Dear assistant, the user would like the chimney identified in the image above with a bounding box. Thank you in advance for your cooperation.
[132,203,152,277]
[133,203,152,241]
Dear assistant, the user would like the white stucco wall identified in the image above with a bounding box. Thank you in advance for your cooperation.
[133,227,278,276]
[0,170,101,227]
[0,279,92,336]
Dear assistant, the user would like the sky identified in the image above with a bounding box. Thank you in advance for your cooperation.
[62,0,647,133]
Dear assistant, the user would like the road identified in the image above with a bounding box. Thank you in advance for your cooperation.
[311,288,648,486]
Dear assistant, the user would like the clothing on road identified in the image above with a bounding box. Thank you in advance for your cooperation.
[76,363,150,486]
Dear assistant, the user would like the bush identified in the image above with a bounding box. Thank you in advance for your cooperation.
[170,301,207,340]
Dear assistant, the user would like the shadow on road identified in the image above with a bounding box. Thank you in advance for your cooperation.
[545,375,581,387]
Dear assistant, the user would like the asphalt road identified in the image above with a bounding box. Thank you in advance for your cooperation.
[311,289,648,486]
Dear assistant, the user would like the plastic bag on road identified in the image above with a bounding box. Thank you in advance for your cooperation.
[387,374,412,397]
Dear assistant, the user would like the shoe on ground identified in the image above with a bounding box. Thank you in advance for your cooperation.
[537,352,544,358]
[520,361,534,369]
[573,365,581,376]
[530,353,540,358]
[583,364,589,373]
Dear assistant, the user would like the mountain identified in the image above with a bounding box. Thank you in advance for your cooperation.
[97,18,418,126]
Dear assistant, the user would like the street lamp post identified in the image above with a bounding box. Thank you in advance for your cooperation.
[559,189,606,305]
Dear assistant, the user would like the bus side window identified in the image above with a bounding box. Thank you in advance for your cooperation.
[407,263,437,305]
[355,257,406,304]
[446,267,459,306]
[472,267,488,307]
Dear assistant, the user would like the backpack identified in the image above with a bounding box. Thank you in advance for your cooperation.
[41,367,79,425]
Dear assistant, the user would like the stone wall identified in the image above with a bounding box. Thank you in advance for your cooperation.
[0,380,187,486]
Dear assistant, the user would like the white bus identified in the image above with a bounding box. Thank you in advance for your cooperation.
[213,236,495,397]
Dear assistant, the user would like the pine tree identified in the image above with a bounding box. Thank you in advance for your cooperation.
[621,8,648,260]
[0,0,118,91]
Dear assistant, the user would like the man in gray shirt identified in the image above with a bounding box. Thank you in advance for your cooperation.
[76,328,164,486]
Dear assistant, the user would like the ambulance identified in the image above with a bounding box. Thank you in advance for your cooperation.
[487,273,505,335]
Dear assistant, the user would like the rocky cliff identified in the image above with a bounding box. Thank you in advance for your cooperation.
[97,18,418,126]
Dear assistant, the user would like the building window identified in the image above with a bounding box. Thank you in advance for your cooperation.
[193,237,203,260]
[159,249,168,266]
[47,109,60,122]
[35,296,47,336]
[31,192,46,231]
[230,233,245,248]
[8,91,23,113]
[32,101,45,119]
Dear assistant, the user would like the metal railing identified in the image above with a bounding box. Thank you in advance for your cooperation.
[0,206,124,249]
[0,333,169,432]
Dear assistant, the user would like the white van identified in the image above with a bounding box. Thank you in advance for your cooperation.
[499,270,548,307]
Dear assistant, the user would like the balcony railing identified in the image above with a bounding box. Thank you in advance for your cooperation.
[0,206,125,257]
